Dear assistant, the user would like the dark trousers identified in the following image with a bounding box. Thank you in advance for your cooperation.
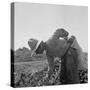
[60,48,80,84]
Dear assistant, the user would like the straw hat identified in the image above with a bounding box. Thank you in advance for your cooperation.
[70,36,82,54]
[28,38,41,56]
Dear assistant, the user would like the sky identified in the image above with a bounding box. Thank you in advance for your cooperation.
[14,2,88,52]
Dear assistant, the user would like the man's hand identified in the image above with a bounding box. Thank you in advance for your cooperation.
[67,35,76,44]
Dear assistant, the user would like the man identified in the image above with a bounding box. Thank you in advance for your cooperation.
[28,29,86,83]
[28,28,72,78]
[60,36,80,84]
[60,35,87,84]
[70,36,87,70]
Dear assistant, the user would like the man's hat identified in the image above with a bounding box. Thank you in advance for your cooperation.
[28,38,41,56]
[70,36,82,53]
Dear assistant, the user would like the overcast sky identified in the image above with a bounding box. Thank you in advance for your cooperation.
[14,2,88,52]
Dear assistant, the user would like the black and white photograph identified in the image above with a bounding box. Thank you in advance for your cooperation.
[11,2,88,88]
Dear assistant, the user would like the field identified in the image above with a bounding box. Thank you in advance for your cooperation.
[14,57,63,87]
[14,60,48,76]
[13,57,88,87]
[12,48,88,87]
